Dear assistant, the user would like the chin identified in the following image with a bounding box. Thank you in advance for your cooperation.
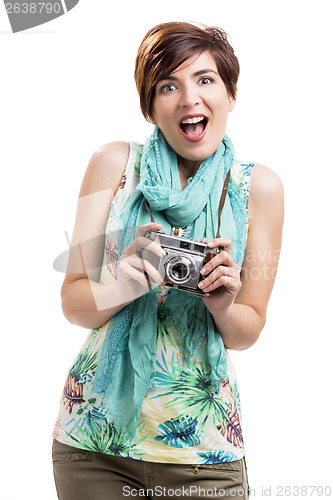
[182,143,218,162]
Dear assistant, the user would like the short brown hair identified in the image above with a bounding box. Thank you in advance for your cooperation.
[134,22,240,122]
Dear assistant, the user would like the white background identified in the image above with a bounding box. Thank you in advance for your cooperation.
[1,0,332,498]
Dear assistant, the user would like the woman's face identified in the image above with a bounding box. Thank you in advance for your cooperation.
[151,51,235,166]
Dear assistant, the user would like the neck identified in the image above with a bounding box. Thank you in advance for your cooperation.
[177,155,203,182]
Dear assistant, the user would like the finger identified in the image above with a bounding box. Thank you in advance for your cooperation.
[125,265,152,289]
[120,254,164,285]
[119,262,153,292]
[123,236,166,258]
[201,250,237,276]
[207,238,232,254]
[137,255,165,285]
[136,222,163,238]
[199,265,237,290]
[200,275,239,293]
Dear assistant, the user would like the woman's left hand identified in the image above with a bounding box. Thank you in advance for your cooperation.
[200,238,241,315]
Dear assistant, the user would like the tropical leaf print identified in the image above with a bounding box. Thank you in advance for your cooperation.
[119,172,127,189]
[105,239,118,279]
[217,406,243,449]
[66,410,131,455]
[132,394,171,460]
[157,301,178,351]
[240,162,255,176]
[155,416,202,448]
[153,361,230,433]
[197,450,239,464]
[157,284,169,306]
[130,143,142,177]
[63,348,100,414]
[228,376,241,416]
[83,323,108,347]
[63,374,85,414]
[69,349,100,382]
[231,161,254,207]
[220,378,234,407]
[53,417,62,440]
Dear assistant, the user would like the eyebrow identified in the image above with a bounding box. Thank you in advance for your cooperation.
[158,68,219,83]
[193,69,219,77]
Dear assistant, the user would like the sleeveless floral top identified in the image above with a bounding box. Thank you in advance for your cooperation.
[53,142,255,464]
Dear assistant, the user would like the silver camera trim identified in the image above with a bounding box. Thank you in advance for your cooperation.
[164,254,197,285]
[142,229,219,295]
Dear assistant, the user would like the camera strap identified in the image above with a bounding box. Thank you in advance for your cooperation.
[144,197,155,224]
[144,169,231,239]
[216,169,231,239]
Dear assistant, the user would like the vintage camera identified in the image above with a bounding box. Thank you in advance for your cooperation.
[141,229,220,296]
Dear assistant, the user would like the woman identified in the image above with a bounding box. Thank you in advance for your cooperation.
[52,22,284,500]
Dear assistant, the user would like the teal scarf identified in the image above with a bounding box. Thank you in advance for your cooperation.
[92,126,248,440]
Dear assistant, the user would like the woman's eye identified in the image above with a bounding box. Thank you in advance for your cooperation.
[160,83,177,93]
[199,77,214,85]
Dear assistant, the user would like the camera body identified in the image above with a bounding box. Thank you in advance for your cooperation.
[142,229,219,296]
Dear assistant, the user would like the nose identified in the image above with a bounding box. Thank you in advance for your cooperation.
[179,83,201,108]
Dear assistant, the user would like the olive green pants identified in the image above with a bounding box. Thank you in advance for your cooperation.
[52,439,249,499]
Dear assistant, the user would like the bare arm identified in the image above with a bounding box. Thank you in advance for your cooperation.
[61,141,131,329]
[61,142,166,329]
[202,164,284,350]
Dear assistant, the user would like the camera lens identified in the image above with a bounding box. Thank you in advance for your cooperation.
[165,256,196,284]
[171,262,189,280]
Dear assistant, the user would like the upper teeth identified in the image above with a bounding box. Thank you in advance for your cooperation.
[181,116,205,124]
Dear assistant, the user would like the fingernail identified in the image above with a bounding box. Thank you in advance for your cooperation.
[208,241,214,247]
[201,268,207,275]
[198,282,204,288]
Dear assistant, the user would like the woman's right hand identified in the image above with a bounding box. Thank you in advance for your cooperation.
[117,222,166,302]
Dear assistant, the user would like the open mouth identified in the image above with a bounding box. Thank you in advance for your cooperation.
[179,115,208,142]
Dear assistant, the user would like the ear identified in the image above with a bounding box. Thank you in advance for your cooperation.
[228,96,236,112]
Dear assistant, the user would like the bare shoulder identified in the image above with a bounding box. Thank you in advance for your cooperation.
[79,141,130,198]
[248,163,284,218]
